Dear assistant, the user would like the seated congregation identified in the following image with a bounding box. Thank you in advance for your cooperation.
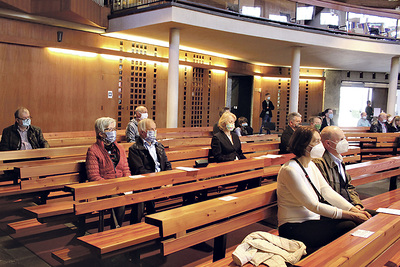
[0,106,400,267]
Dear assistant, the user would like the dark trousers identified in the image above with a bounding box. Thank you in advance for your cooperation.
[236,178,261,192]
[278,217,357,253]
[110,206,125,229]
[130,201,156,224]
[259,114,271,134]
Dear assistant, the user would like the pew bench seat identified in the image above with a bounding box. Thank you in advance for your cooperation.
[77,222,160,255]
[145,183,277,261]
[51,246,92,265]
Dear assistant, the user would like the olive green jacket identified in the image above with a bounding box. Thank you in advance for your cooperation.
[313,151,362,207]
[0,123,49,151]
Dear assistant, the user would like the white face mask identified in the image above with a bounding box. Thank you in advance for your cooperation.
[308,142,325,158]
[332,139,349,154]
[139,112,148,120]
[267,97,271,100]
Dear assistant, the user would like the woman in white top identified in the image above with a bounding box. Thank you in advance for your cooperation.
[277,126,370,251]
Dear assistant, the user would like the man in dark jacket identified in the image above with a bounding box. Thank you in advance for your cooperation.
[279,112,302,154]
[370,112,389,133]
[0,107,49,151]
[128,118,171,223]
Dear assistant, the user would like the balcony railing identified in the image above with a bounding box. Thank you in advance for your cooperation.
[107,0,400,41]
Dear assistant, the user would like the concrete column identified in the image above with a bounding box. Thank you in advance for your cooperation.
[167,28,180,128]
[289,47,301,113]
[387,56,399,116]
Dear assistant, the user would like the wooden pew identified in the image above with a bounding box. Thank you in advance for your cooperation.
[145,183,277,261]
[203,189,400,267]
[346,155,400,190]
[341,126,370,133]
[46,156,288,264]
[296,200,400,266]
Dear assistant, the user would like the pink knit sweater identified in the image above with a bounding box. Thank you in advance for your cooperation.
[86,139,131,181]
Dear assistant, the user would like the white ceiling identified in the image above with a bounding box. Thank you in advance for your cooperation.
[107,5,400,73]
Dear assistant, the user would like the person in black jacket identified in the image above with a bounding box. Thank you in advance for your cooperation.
[259,93,275,134]
[0,107,49,151]
[365,100,373,122]
[128,118,172,223]
[389,116,400,132]
[279,112,302,154]
[370,112,389,133]
[321,108,334,131]
[211,112,257,191]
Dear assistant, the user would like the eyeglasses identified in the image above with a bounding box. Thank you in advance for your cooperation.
[104,127,116,132]
[18,116,32,120]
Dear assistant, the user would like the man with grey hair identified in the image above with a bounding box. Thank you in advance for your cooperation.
[128,118,171,223]
[370,112,389,133]
[313,126,375,216]
[126,106,148,142]
[357,112,370,127]
[0,107,49,151]
[279,112,302,154]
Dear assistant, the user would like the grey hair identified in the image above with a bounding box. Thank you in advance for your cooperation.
[288,112,302,122]
[138,118,156,132]
[14,107,29,118]
[94,117,116,137]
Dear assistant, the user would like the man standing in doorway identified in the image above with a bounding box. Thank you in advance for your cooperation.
[365,101,373,122]
[259,93,275,134]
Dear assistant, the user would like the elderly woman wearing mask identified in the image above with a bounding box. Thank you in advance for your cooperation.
[86,117,131,229]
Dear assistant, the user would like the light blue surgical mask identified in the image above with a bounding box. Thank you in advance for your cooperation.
[22,118,31,127]
[145,130,157,144]
[328,113,333,119]
[226,123,235,131]
[103,131,116,144]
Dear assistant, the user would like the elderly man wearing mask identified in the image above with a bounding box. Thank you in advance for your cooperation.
[313,126,376,216]
[128,118,172,222]
[357,112,371,127]
[370,112,389,133]
[0,107,49,151]
[86,117,131,229]
[126,106,149,142]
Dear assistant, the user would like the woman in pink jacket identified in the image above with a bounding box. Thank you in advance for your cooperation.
[86,117,131,229]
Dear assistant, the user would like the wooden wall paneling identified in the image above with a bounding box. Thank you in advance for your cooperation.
[307,80,324,118]
[209,70,227,127]
[252,77,262,132]
[298,80,308,123]
[178,65,190,127]
[153,62,168,128]
[0,0,32,13]
[277,79,291,131]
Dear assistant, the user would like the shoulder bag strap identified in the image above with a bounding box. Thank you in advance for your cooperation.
[293,158,327,203]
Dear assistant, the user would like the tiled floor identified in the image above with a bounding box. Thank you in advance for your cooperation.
[0,178,394,267]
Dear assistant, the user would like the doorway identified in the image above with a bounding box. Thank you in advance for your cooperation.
[338,86,371,127]
[228,74,253,125]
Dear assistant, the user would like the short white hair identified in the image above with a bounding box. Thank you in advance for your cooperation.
[138,118,156,132]
[94,117,116,137]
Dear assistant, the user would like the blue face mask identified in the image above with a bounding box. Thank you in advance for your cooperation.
[145,130,157,144]
[328,113,333,119]
[103,131,116,144]
[22,118,31,127]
